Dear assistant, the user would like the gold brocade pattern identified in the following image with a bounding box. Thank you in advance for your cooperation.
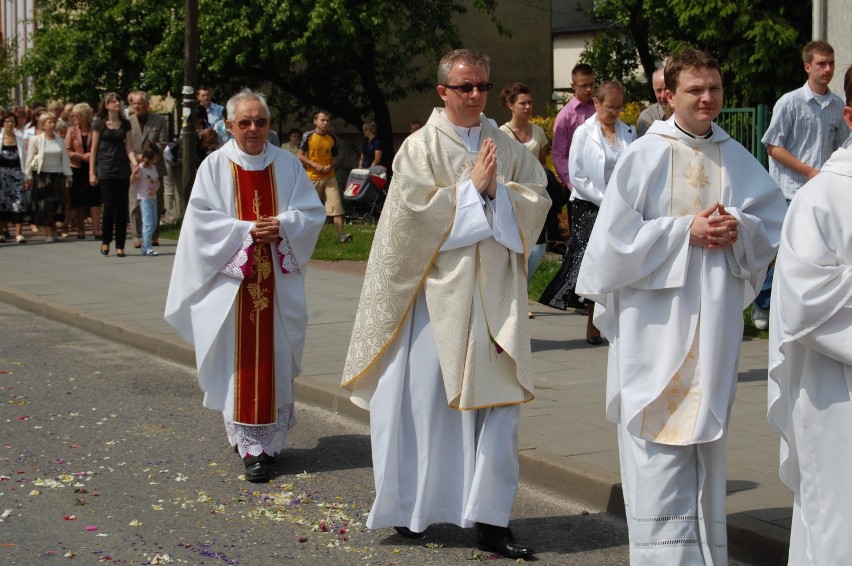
[642,138,722,445]
[641,336,702,445]
[247,246,273,324]
[668,139,721,217]
[341,109,550,410]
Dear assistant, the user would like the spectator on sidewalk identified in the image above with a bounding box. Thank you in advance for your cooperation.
[540,81,635,343]
[89,92,138,257]
[768,64,852,566]
[282,128,301,155]
[128,91,168,249]
[65,103,100,239]
[165,89,325,483]
[552,63,596,189]
[497,81,556,318]
[131,141,161,256]
[197,86,224,126]
[24,112,73,243]
[358,121,384,168]
[636,67,669,137]
[342,48,549,560]
[753,40,846,330]
[576,49,786,565]
[298,110,351,243]
[0,112,27,243]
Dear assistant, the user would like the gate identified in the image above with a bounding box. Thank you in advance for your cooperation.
[715,105,769,168]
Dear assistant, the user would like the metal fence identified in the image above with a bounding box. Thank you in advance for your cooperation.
[715,105,769,168]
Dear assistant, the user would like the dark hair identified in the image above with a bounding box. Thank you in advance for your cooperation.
[844,65,852,106]
[499,82,531,107]
[141,140,161,163]
[664,49,722,93]
[194,105,209,129]
[288,128,301,136]
[314,110,332,120]
[572,63,595,81]
[803,40,834,64]
[1,111,15,125]
[95,92,131,132]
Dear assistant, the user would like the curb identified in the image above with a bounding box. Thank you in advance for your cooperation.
[0,284,789,564]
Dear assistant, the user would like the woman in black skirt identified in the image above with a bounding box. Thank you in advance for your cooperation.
[539,81,635,344]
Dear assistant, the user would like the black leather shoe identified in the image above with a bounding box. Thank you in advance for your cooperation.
[243,453,274,483]
[475,522,534,559]
[586,335,602,346]
[394,526,424,539]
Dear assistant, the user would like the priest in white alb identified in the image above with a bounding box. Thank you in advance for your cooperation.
[575,49,786,565]
[768,66,852,566]
[341,49,549,560]
[165,89,325,483]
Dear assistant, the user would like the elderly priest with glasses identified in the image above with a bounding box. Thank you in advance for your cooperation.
[342,49,550,559]
[166,89,325,483]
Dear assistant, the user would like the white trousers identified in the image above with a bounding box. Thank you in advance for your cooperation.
[618,424,727,565]
[366,290,521,533]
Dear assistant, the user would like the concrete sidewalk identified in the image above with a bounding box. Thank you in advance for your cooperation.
[0,231,792,564]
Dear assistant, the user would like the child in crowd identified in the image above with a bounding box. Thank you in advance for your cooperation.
[132,141,161,256]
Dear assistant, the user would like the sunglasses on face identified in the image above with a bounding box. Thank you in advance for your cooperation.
[233,118,269,130]
[443,82,494,94]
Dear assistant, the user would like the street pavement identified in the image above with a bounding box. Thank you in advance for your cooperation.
[0,228,793,564]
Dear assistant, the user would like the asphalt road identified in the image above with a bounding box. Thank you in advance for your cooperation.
[0,302,753,565]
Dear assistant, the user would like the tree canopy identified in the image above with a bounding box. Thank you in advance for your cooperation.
[580,0,812,106]
[20,0,503,158]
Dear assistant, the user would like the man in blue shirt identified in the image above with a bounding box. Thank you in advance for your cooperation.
[753,40,846,329]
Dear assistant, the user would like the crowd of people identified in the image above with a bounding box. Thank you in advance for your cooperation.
[4,38,850,566]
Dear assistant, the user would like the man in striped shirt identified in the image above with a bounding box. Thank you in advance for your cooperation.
[753,40,846,329]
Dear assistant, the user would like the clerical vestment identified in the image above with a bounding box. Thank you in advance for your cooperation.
[576,118,786,444]
[341,108,550,411]
[768,141,852,566]
[165,141,325,427]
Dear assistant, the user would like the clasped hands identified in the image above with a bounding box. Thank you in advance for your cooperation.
[689,203,739,248]
[470,138,498,200]
[252,216,280,245]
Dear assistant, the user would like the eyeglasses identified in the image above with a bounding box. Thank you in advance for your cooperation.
[573,82,596,91]
[443,82,493,94]
[233,118,269,130]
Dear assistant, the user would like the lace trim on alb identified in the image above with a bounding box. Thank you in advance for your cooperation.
[220,232,255,279]
[225,403,296,458]
[277,225,297,275]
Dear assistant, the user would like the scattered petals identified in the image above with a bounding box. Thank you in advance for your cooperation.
[85,525,98,531]
[129,519,142,526]
[63,515,76,521]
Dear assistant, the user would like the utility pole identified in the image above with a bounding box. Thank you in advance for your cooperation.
[180,0,198,216]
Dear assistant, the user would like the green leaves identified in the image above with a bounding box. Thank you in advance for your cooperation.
[584,0,810,106]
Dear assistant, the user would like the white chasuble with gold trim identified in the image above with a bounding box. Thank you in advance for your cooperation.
[576,118,787,445]
[342,108,550,411]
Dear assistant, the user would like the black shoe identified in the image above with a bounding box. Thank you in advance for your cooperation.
[243,453,274,483]
[475,522,534,559]
[394,526,424,539]
[586,335,602,346]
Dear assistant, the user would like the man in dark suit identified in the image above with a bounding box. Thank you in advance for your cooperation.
[128,91,168,247]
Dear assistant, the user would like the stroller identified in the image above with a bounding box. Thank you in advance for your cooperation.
[343,165,388,224]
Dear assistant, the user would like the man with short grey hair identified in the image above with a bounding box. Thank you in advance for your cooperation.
[166,89,325,484]
[343,49,549,559]
[128,91,167,247]
[636,67,669,137]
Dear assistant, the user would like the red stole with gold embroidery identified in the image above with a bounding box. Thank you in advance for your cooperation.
[232,162,278,425]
